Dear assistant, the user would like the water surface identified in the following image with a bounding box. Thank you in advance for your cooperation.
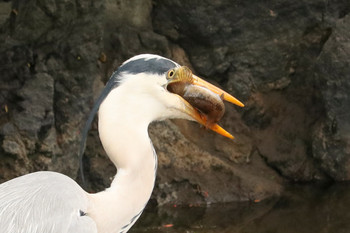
[130,184,350,233]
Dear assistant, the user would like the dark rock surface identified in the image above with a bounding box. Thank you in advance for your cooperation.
[0,0,103,179]
[312,14,350,180]
[0,0,349,204]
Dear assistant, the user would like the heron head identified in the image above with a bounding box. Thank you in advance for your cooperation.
[103,54,244,139]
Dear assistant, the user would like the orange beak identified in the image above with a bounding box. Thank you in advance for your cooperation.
[177,96,235,139]
[192,75,244,107]
[168,66,244,139]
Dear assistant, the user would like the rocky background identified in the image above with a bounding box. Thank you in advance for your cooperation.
[0,0,349,205]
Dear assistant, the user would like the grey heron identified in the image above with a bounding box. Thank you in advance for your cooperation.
[0,54,244,233]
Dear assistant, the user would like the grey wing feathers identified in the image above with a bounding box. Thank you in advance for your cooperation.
[0,171,97,233]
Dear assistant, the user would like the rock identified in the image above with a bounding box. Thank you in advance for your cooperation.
[0,0,103,181]
[0,2,11,26]
[2,136,26,158]
[153,0,349,183]
[1,0,350,205]
[149,120,282,204]
[13,73,54,138]
[312,14,350,180]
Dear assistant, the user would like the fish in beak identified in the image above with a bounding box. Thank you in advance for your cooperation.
[166,66,244,139]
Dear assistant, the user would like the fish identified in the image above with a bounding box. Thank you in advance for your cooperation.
[166,67,225,126]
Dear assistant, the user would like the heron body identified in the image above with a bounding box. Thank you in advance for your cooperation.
[0,54,243,233]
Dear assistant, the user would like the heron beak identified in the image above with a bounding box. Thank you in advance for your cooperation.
[192,75,245,108]
[177,95,235,139]
[167,66,244,139]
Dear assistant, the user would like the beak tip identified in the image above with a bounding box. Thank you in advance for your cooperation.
[234,99,245,108]
[209,123,235,139]
[234,99,244,108]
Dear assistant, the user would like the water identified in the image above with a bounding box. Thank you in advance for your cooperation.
[130,184,350,233]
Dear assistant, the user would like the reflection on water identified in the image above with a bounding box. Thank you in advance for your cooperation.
[130,184,350,233]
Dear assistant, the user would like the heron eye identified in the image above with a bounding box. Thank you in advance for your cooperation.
[167,69,175,79]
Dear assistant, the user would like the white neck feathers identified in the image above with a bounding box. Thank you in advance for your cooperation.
[88,73,162,233]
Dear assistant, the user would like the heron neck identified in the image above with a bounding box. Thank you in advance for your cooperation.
[88,87,157,233]
[97,84,158,170]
